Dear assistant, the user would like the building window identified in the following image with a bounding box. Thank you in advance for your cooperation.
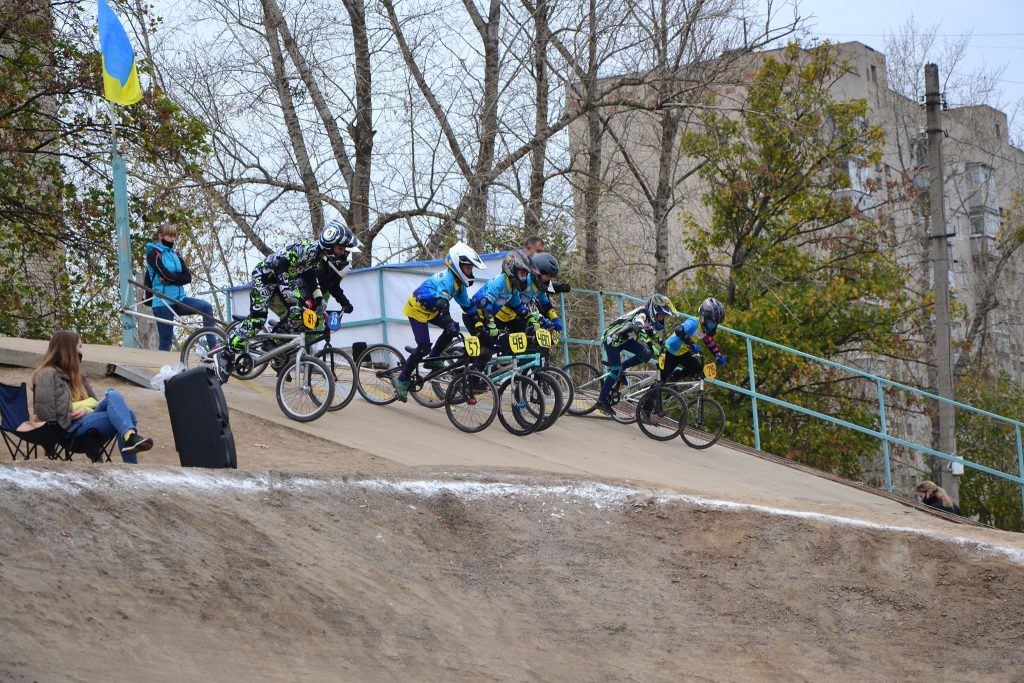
[848,158,870,194]
[969,206,1000,236]
[965,162,992,189]
[870,65,877,83]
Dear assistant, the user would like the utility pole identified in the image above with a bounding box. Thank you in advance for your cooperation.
[924,63,960,500]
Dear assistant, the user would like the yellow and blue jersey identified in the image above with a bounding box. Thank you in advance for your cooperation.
[472,273,524,319]
[403,269,473,322]
[497,274,558,323]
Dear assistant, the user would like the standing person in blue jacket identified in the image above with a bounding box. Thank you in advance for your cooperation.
[145,224,217,351]
[392,242,486,402]
[659,297,727,381]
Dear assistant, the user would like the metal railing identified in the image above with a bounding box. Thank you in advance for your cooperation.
[556,288,1024,509]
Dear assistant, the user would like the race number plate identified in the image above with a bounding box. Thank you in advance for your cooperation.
[535,328,552,348]
[302,309,319,330]
[464,335,482,357]
[703,362,717,380]
[508,332,528,354]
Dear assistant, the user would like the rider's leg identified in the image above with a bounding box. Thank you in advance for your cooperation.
[231,282,272,351]
[399,319,432,382]
[597,343,624,404]
[659,351,682,383]
[619,339,652,371]
[677,351,704,379]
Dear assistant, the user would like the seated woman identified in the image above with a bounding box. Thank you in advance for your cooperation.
[30,330,153,463]
[916,480,961,516]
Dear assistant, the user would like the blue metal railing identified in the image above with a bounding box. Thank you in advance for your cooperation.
[556,288,1024,509]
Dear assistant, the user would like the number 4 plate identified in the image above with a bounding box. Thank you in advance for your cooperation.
[535,328,552,348]
[703,362,717,380]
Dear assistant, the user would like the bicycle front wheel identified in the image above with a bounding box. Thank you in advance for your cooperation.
[682,396,726,449]
[637,385,687,441]
[355,344,405,406]
[317,348,357,411]
[444,370,498,433]
[497,374,545,436]
[276,356,335,422]
[564,362,601,416]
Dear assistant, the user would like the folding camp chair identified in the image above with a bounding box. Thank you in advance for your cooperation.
[0,383,116,463]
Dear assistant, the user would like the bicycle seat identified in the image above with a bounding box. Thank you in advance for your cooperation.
[404,345,418,354]
[232,314,247,322]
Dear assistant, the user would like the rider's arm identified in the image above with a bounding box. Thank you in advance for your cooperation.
[147,248,189,285]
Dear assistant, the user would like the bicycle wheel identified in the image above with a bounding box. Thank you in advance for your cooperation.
[444,370,498,433]
[682,395,726,449]
[564,362,602,416]
[541,365,574,416]
[411,360,458,409]
[497,374,545,436]
[317,348,357,411]
[354,344,405,406]
[276,356,335,422]
[180,326,228,378]
[637,385,687,441]
[530,370,563,432]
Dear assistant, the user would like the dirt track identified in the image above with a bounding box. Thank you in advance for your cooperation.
[1,356,1023,681]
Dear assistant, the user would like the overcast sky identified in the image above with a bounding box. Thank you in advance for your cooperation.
[794,0,1024,112]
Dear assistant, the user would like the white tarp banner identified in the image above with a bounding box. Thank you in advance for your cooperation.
[227,251,509,354]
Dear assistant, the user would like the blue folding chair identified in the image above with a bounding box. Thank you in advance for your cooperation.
[0,382,115,463]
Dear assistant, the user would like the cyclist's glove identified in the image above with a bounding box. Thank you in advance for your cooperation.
[715,353,727,366]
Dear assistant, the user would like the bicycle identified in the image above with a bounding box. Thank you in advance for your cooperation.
[353,337,498,434]
[179,309,336,422]
[184,311,357,413]
[664,358,726,449]
[477,328,559,436]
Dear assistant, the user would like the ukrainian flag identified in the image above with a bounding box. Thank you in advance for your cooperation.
[97,0,142,105]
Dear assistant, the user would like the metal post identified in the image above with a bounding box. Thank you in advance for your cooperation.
[746,337,761,451]
[377,268,387,344]
[925,63,959,499]
[559,292,569,366]
[1017,424,1024,513]
[112,135,136,348]
[877,379,893,493]
[597,291,606,365]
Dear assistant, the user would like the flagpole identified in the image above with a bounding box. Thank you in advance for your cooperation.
[110,102,137,348]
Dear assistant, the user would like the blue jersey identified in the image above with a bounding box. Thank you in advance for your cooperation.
[665,315,721,359]
[472,274,524,317]
[403,268,473,322]
[498,274,557,322]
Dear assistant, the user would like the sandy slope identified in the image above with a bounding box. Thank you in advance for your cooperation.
[2,364,1022,680]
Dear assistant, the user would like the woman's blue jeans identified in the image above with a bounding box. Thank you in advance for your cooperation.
[67,389,140,463]
[153,297,217,351]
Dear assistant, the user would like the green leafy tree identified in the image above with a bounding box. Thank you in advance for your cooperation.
[1,0,207,342]
[956,368,1024,531]
[676,41,919,478]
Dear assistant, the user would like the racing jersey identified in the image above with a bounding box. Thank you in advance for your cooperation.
[472,273,525,318]
[602,306,656,347]
[403,268,473,322]
[254,240,323,301]
[496,274,558,323]
[664,316,722,358]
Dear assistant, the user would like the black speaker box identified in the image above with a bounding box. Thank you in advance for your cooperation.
[165,366,237,469]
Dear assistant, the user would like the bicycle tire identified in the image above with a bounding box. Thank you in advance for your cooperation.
[180,326,229,381]
[530,370,563,432]
[444,370,498,433]
[276,356,335,422]
[355,344,405,406]
[411,362,456,409]
[497,374,545,436]
[636,385,687,441]
[682,396,726,449]
[564,362,601,416]
[317,348,357,411]
[541,365,574,416]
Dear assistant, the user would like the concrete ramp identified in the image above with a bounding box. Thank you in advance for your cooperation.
[0,336,180,388]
